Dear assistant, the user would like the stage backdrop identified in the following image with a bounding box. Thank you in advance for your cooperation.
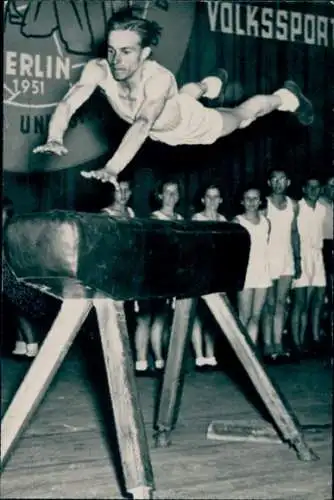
[3,0,333,216]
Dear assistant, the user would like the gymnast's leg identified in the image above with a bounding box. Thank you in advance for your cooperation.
[215,82,314,138]
[179,72,313,133]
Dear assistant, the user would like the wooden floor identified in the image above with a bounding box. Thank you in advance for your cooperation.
[1,340,332,500]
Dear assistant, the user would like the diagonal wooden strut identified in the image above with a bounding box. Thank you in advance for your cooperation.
[93,293,154,499]
[154,298,197,447]
[1,298,93,466]
[202,293,318,461]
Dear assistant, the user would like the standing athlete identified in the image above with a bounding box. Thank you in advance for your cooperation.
[261,168,301,361]
[33,8,314,188]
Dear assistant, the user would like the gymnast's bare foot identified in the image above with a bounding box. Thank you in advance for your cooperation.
[80,168,119,189]
[33,140,68,156]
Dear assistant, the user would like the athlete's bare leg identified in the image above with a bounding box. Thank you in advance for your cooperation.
[215,80,313,138]
[134,312,151,374]
[262,276,292,358]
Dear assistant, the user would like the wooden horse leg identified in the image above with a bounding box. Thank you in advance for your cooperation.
[93,293,154,500]
[1,298,93,466]
[154,298,197,448]
[203,293,318,461]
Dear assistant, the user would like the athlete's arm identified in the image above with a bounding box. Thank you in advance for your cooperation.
[291,200,301,277]
[103,72,174,176]
[33,59,105,155]
[266,217,271,243]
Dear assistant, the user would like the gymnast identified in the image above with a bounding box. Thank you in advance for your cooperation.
[33,8,314,189]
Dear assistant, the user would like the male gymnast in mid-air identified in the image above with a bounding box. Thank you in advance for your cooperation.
[33,8,314,188]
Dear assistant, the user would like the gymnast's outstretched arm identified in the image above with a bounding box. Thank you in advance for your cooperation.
[33,60,105,156]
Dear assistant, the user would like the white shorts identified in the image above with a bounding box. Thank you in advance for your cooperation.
[149,94,224,146]
[268,250,295,281]
[292,248,326,288]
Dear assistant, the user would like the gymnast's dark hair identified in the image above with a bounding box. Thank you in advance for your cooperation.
[107,7,162,47]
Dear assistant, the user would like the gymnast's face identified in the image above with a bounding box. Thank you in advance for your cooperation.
[202,187,222,212]
[268,171,290,194]
[242,189,261,213]
[107,30,151,81]
[160,183,180,209]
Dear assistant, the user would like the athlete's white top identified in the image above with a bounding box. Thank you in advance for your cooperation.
[297,199,326,251]
[236,214,271,289]
[192,212,226,222]
[292,199,327,288]
[266,196,295,278]
[318,196,333,241]
[151,210,183,221]
[49,59,224,146]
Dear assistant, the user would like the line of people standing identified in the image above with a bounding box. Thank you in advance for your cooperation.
[5,169,332,371]
[100,169,332,375]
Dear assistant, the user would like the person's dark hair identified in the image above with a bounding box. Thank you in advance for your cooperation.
[107,7,162,47]
[104,175,133,204]
[192,182,223,211]
[239,182,262,198]
[235,182,267,212]
[201,183,222,199]
[302,171,321,186]
[267,166,290,180]
[153,178,182,205]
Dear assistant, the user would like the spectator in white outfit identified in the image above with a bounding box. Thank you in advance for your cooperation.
[233,185,272,346]
[290,174,327,355]
[101,179,135,219]
[191,184,227,370]
[134,179,183,375]
[261,168,301,361]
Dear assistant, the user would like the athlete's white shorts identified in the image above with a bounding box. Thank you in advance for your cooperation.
[149,94,224,146]
[292,248,326,288]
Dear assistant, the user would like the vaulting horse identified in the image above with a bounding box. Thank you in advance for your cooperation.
[1,212,317,499]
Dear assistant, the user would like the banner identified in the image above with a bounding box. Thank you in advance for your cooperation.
[202,0,334,48]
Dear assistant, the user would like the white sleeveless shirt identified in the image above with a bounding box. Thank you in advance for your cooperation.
[297,199,326,251]
[236,214,271,288]
[151,210,183,221]
[192,212,226,222]
[266,196,294,251]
